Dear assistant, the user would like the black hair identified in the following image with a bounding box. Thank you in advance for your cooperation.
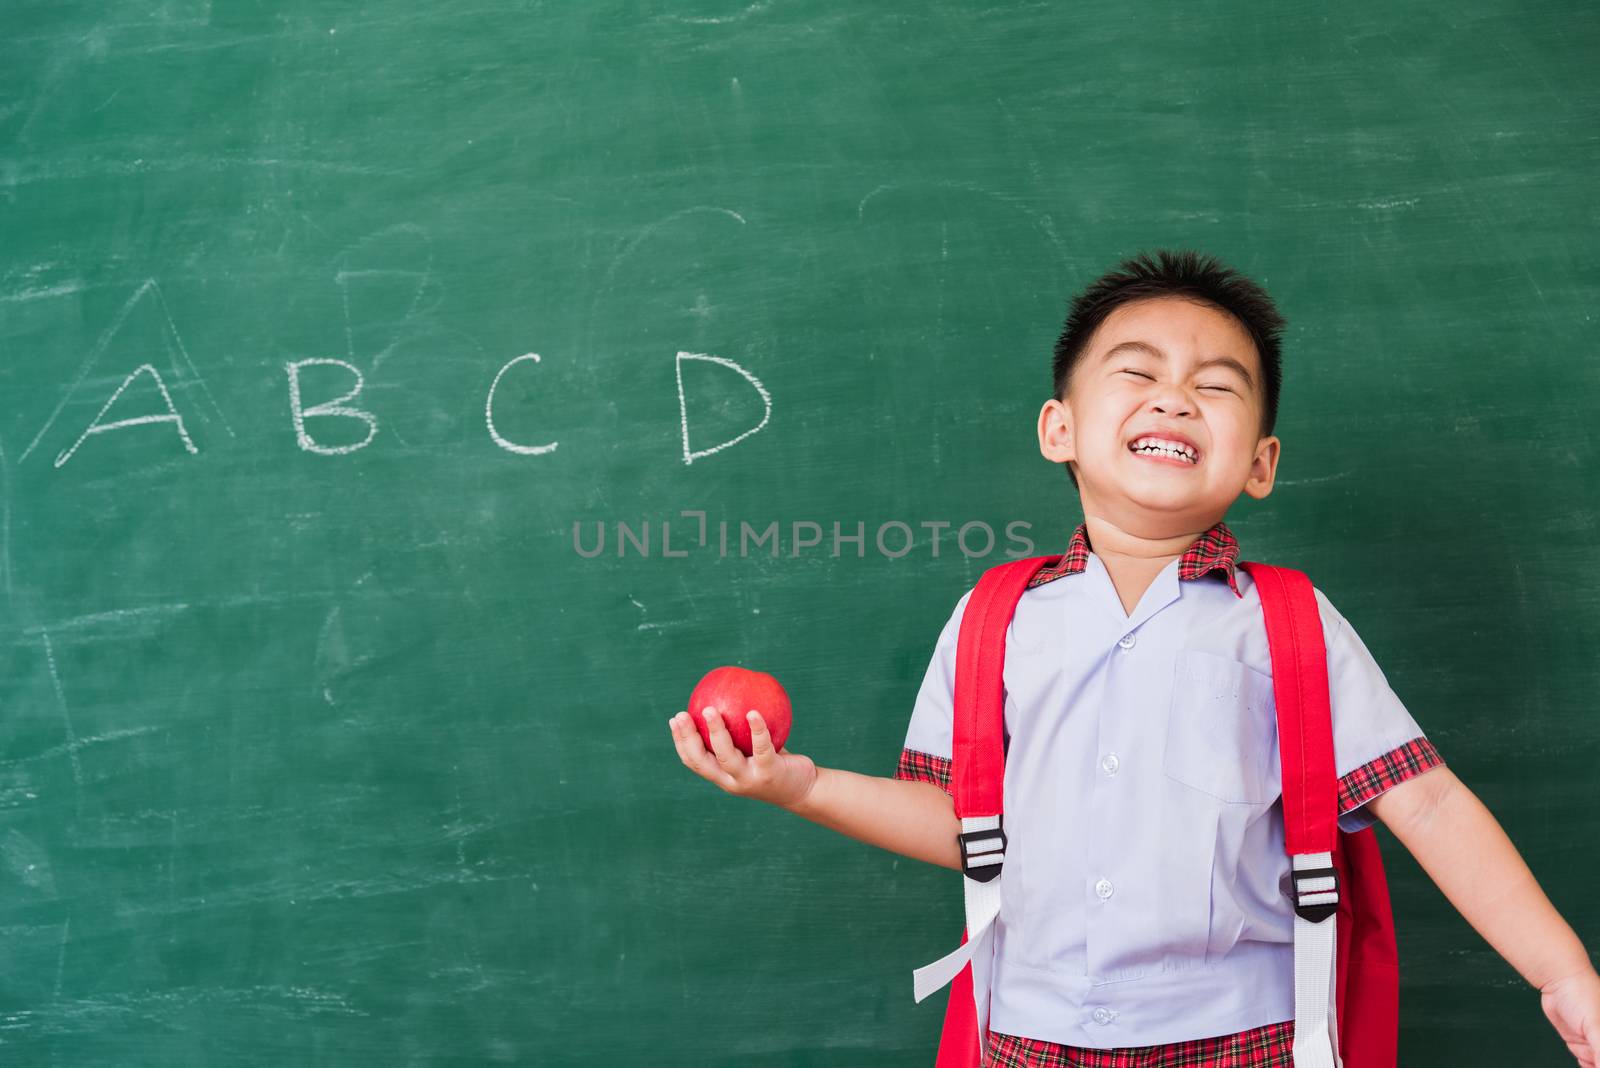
[1051,249,1285,490]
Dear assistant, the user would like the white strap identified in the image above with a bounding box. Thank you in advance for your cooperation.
[912,815,1004,1004]
[1291,852,1344,1068]
[911,866,1001,1002]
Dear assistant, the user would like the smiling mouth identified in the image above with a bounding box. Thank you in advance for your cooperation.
[1128,440,1201,466]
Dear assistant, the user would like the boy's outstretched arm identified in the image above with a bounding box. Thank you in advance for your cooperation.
[1372,767,1600,1064]
[669,706,962,871]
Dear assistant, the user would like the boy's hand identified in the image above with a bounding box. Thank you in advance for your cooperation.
[1541,969,1600,1066]
[669,706,817,809]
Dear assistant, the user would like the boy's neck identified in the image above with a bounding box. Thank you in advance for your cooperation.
[1082,515,1220,619]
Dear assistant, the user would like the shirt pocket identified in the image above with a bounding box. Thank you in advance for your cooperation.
[1162,649,1279,805]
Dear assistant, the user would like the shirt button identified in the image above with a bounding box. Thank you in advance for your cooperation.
[1091,1007,1118,1025]
[1100,752,1120,776]
[1117,632,1136,650]
[1095,878,1114,900]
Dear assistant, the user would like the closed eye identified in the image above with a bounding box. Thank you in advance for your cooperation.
[1121,369,1235,394]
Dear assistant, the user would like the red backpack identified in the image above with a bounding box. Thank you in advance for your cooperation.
[910,556,1400,1068]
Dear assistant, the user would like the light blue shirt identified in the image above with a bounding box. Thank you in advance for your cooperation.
[897,548,1441,1047]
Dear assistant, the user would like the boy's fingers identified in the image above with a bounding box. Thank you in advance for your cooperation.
[747,710,774,762]
[701,706,746,773]
[669,712,701,767]
[671,710,711,762]
[674,711,737,788]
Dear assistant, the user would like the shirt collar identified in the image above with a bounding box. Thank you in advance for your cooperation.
[1026,518,1244,598]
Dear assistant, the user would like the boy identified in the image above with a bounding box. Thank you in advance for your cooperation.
[668,250,1600,1065]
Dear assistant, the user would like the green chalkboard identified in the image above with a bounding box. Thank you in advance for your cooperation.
[2,1,1596,1064]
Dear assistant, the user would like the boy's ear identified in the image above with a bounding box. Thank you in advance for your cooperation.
[1038,398,1075,466]
[1242,435,1281,500]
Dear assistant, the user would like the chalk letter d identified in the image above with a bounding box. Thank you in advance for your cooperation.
[675,351,771,465]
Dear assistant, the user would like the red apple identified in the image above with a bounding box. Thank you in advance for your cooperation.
[688,666,792,757]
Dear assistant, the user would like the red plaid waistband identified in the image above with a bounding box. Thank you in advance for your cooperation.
[985,1018,1294,1068]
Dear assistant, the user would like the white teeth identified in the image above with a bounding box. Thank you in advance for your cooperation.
[1130,438,1198,463]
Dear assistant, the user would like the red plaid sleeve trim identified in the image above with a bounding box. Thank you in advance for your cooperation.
[1337,735,1445,817]
[895,747,953,797]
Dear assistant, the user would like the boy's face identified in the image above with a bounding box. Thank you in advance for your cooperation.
[1038,295,1280,529]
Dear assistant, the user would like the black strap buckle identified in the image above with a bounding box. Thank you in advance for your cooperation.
[1291,863,1340,923]
[958,816,1006,883]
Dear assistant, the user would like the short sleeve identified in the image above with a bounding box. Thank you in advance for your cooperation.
[1315,587,1447,832]
[891,587,975,798]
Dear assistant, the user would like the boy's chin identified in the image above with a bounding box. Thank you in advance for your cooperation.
[1107,477,1217,512]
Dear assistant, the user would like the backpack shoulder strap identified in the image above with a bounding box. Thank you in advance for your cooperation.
[1238,559,1345,1068]
[1238,560,1338,866]
[949,555,1062,822]
[912,553,1062,1048]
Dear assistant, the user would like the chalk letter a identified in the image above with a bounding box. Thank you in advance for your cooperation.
[54,363,198,468]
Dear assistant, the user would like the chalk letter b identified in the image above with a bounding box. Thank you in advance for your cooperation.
[286,358,379,455]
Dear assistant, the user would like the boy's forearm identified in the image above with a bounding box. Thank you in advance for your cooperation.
[784,765,961,871]
[1387,768,1595,990]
